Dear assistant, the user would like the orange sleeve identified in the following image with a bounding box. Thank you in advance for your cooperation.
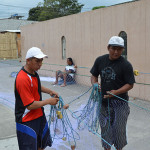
[16,75,34,106]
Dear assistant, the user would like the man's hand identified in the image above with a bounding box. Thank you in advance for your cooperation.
[49,91,59,98]
[74,65,77,68]
[104,90,117,99]
[94,83,101,92]
[41,86,59,98]
[63,104,69,109]
[48,97,59,105]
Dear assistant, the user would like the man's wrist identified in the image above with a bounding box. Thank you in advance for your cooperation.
[49,90,53,95]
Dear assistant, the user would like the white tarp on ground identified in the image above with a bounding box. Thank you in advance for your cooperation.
[40,77,55,82]
[10,71,56,82]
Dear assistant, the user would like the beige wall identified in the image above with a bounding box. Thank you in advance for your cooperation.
[21,0,150,101]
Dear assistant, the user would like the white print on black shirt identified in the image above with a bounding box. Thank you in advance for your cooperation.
[101,67,116,83]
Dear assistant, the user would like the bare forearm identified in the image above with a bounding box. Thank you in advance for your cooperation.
[104,83,134,98]
[27,97,59,110]
[27,99,50,110]
[41,85,59,98]
[91,75,98,85]
[41,85,52,94]
[115,84,134,95]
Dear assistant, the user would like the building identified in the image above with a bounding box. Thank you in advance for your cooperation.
[21,0,150,101]
[0,19,36,59]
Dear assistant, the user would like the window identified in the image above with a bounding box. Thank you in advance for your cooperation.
[61,36,66,59]
[119,31,127,59]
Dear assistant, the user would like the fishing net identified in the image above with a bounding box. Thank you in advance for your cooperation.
[1,60,150,150]
[48,96,80,149]
[72,83,101,132]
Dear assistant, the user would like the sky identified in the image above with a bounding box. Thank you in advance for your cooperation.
[0,0,133,19]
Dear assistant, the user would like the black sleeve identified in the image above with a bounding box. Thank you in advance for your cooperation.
[123,61,135,85]
[90,57,100,77]
[36,72,42,101]
[69,69,75,73]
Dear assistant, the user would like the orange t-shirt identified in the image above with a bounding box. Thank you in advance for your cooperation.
[15,67,43,123]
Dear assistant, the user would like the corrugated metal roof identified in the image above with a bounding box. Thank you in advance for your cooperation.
[0,30,21,33]
[0,19,37,32]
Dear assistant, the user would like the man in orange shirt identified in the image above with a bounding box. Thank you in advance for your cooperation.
[15,47,59,150]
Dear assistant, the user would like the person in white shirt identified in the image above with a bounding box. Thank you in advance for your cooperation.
[53,57,77,87]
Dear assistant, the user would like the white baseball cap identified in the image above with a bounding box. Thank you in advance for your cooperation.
[26,47,48,59]
[108,36,124,48]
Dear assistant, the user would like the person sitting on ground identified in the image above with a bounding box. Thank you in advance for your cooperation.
[53,57,77,87]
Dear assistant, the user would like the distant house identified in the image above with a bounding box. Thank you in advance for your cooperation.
[0,19,36,59]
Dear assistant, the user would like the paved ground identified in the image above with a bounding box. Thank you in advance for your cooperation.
[0,59,150,150]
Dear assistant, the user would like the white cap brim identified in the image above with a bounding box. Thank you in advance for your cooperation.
[34,54,48,59]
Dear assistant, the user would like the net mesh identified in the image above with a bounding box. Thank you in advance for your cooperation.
[48,96,80,148]
[1,59,150,150]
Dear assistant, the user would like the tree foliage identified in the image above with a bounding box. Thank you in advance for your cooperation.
[28,7,42,21]
[92,6,106,10]
[28,0,84,21]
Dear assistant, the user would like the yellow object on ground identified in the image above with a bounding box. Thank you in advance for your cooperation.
[57,113,63,119]
[56,111,61,115]
[62,137,66,141]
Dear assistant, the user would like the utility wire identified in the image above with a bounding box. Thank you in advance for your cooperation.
[0,3,31,9]
[0,3,92,10]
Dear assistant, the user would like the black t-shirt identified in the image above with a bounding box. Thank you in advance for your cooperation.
[90,54,135,104]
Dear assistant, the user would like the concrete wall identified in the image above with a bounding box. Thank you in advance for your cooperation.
[21,0,150,101]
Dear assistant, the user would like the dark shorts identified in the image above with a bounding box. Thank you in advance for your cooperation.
[16,115,52,150]
[57,70,74,82]
[99,99,130,149]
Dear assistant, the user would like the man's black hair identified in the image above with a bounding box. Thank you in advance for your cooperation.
[67,57,74,65]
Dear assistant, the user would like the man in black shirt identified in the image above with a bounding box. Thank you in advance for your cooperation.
[90,36,135,150]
